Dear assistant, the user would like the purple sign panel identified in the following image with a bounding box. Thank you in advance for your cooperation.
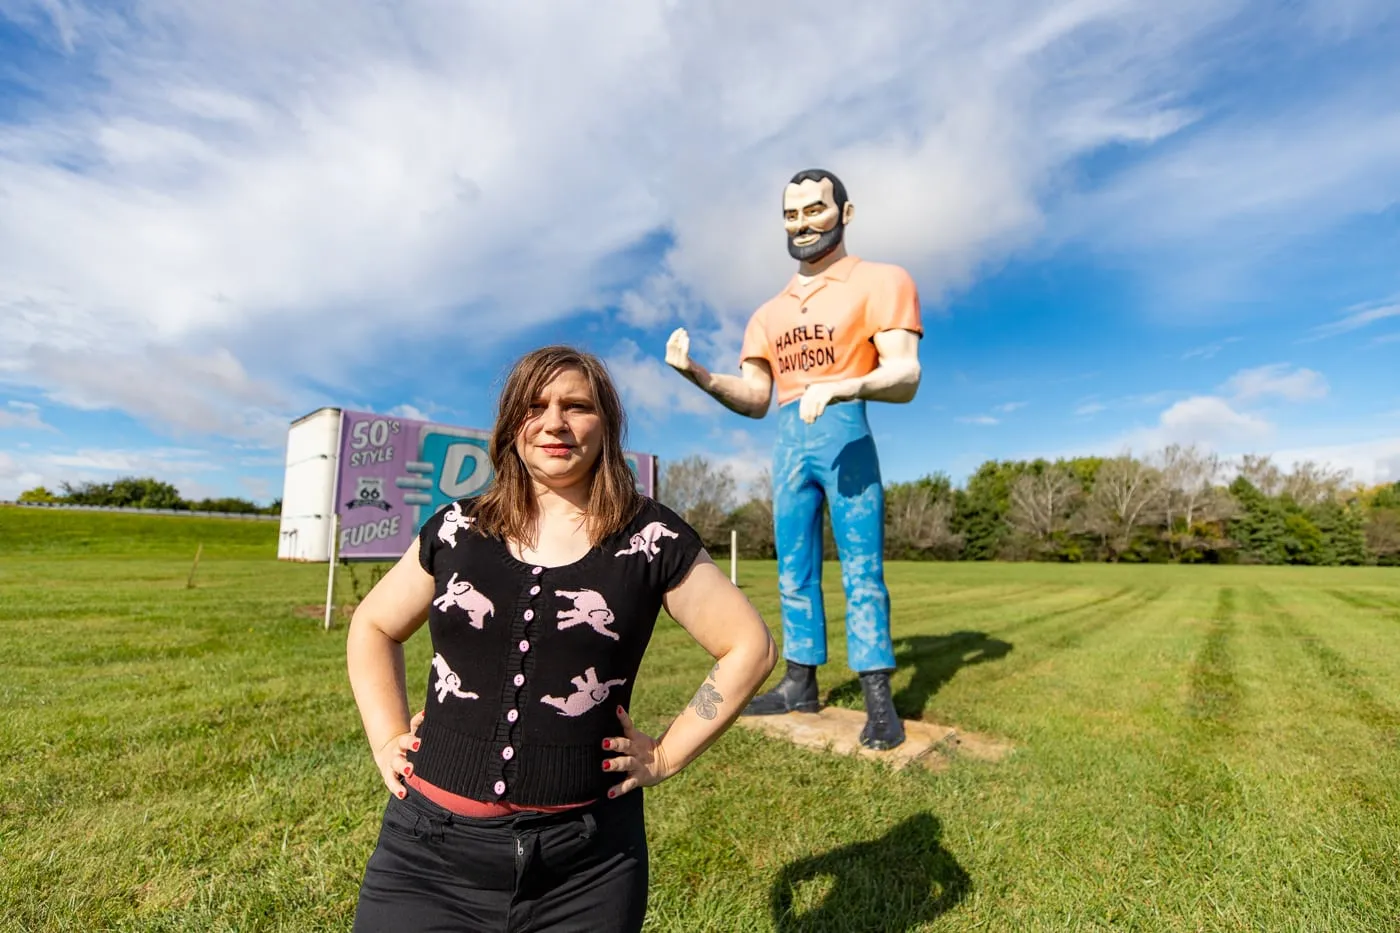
[334,409,658,560]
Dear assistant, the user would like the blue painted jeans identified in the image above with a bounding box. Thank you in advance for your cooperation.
[772,399,894,673]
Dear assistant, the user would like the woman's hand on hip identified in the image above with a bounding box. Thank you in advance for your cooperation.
[601,706,674,798]
[373,708,425,799]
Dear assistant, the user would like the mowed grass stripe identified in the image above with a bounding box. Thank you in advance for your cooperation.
[1209,587,1400,931]
[1187,587,1241,731]
[1255,588,1400,737]
[917,584,1178,741]
[1324,587,1400,614]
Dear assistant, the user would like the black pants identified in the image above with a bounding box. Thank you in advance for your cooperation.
[352,783,648,933]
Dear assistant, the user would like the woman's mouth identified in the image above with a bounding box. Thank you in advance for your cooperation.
[540,444,573,458]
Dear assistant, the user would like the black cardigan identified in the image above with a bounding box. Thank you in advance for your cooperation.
[404,495,705,806]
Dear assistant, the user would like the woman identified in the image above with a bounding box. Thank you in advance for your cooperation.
[346,345,778,932]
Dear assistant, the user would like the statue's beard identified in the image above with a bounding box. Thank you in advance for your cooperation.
[787,222,844,262]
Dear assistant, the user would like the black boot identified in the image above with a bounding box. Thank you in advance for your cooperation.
[858,670,905,750]
[741,661,820,716]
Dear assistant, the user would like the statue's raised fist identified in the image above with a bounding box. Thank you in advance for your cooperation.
[665,328,691,373]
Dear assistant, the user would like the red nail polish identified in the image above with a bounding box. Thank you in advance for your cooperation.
[412,741,420,751]
[601,739,610,750]
[608,790,616,798]
[602,760,610,770]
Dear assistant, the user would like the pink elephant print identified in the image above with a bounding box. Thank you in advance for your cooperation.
[614,521,679,562]
[432,572,495,628]
[554,588,620,641]
[540,667,627,717]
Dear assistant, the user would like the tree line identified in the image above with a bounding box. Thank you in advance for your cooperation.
[658,446,1400,567]
[16,477,281,516]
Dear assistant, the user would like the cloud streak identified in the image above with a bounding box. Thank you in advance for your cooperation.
[1304,302,1400,341]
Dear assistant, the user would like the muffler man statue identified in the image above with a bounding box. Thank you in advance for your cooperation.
[665,169,923,749]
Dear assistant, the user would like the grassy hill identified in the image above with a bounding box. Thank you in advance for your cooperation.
[0,504,278,558]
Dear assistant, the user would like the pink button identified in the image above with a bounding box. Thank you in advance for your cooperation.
[530,585,540,596]
[502,746,514,760]
[524,609,534,621]
[493,780,505,795]
[531,566,542,575]
[519,639,530,653]
[514,673,525,687]
[507,709,518,722]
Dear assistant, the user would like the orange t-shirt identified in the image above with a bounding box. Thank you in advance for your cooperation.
[739,255,922,406]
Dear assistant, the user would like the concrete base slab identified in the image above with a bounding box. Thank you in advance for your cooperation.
[733,705,1013,771]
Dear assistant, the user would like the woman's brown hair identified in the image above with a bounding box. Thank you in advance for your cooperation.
[470,345,644,547]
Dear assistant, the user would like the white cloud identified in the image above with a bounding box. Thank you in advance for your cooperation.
[994,401,1028,413]
[1075,402,1107,416]
[1159,396,1273,441]
[956,415,1001,426]
[387,404,429,423]
[0,451,45,498]
[1369,332,1400,346]
[1058,60,1400,316]
[9,344,291,445]
[0,444,223,500]
[1264,437,1400,486]
[1304,302,1400,341]
[605,338,718,421]
[1181,336,1241,360]
[1223,363,1329,403]
[1097,395,1274,455]
[0,400,54,431]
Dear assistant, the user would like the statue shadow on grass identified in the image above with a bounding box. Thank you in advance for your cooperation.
[825,631,1013,719]
[770,812,970,932]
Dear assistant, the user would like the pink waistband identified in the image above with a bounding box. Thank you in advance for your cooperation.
[405,774,596,818]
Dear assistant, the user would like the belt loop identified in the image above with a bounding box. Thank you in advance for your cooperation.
[580,812,596,840]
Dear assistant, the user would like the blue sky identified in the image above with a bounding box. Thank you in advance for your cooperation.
[1,0,1398,504]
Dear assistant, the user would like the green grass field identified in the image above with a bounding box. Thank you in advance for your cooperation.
[2,505,1398,932]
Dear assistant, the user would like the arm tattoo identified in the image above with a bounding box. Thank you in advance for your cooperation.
[707,662,719,682]
[687,683,723,720]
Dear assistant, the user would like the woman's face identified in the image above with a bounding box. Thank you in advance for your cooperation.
[515,366,605,492]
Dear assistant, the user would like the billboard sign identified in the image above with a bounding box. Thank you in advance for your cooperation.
[333,409,658,560]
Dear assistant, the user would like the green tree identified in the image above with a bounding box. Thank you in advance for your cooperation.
[1371,482,1400,511]
[1227,477,1287,564]
[109,476,185,510]
[1279,511,1329,565]
[1310,500,1369,566]
[17,486,60,504]
[885,474,962,560]
[1365,508,1400,567]
[953,461,1023,560]
[188,497,262,514]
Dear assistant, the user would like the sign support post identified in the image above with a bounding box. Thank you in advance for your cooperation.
[323,513,339,631]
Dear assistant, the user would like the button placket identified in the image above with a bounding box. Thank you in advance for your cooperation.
[496,568,541,800]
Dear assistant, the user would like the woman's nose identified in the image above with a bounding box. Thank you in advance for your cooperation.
[541,404,566,430]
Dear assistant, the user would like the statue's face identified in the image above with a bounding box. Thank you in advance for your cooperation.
[784,177,845,262]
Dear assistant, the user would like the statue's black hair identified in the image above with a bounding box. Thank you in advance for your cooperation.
[786,169,847,210]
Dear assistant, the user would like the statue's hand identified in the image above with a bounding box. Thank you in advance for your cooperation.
[664,328,692,373]
[799,381,846,424]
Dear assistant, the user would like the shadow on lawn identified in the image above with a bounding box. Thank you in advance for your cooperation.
[770,812,970,932]
[825,631,1013,719]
